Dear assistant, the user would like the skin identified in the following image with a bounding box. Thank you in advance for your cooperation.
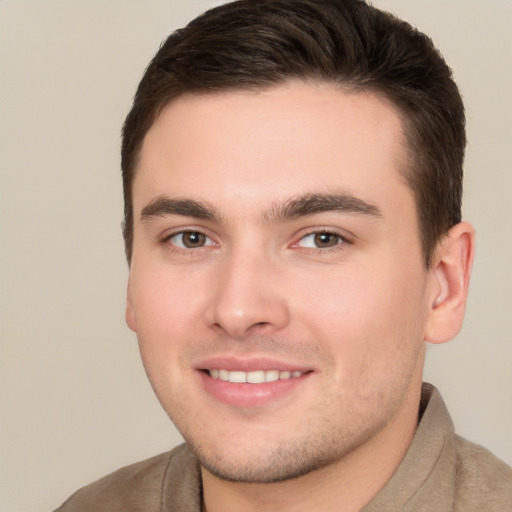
[126,82,474,512]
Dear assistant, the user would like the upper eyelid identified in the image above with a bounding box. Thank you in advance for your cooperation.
[293,226,354,243]
[161,226,215,241]
[158,225,354,247]
[158,228,215,251]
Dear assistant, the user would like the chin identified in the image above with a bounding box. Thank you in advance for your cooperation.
[185,426,363,484]
[197,449,336,484]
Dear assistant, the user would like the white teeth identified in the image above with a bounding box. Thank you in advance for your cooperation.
[228,371,246,383]
[265,370,279,382]
[247,370,266,384]
[208,369,304,383]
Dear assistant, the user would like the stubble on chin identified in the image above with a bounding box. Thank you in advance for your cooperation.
[184,410,381,485]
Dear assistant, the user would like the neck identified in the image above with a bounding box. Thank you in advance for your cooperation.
[202,377,423,512]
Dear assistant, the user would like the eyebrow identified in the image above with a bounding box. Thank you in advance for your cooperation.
[264,192,382,223]
[139,191,382,224]
[140,196,222,223]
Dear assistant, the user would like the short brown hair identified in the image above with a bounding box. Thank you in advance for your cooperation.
[121,0,465,266]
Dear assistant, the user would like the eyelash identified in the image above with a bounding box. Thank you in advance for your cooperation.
[292,228,352,253]
[160,228,353,253]
[161,229,216,251]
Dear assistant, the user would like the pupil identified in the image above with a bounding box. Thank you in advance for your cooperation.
[184,232,205,248]
[314,233,337,247]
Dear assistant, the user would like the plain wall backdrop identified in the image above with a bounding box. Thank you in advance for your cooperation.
[1,1,511,510]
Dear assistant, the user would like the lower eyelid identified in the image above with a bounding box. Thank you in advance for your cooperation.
[163,230,216,249]
[296,232,349,249]
[160,229,351,251]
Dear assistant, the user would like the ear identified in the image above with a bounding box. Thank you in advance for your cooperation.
[424,222,475,344]
[125,278,137,332]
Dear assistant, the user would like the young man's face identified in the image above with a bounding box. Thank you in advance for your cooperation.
[127,82,438,482]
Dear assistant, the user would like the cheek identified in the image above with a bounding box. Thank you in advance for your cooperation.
[132,261,205,325]
[290,260,428,376]
[129,266,202,370]
[129,270,201,418]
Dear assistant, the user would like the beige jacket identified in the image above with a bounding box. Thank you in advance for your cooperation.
[54,384,512,511]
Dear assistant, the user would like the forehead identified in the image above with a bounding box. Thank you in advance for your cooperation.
[134,82,411,218]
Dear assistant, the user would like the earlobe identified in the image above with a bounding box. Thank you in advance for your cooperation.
[424,222,475,344]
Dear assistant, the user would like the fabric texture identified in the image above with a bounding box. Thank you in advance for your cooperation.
[54,384,512,511]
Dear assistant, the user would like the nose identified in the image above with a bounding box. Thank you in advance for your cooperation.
[204,249,290,339]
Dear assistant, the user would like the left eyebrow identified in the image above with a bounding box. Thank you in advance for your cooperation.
[263,192,383,224]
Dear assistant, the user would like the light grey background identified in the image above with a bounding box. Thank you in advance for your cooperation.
[1,1,511,511]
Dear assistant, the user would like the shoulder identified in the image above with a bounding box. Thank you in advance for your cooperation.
[453,435,512,511]
[53,444,196,512]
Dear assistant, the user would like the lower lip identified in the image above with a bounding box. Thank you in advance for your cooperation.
[197,371,311,408]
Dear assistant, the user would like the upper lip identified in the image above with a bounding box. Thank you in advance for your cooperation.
[194,356,313,373]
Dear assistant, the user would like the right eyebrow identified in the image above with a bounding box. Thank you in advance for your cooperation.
[140,196,222,223]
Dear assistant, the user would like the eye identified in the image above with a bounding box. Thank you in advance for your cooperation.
[296,231,347,249]
[167,231,215,249]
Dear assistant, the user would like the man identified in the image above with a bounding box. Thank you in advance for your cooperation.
[55,0,512,510]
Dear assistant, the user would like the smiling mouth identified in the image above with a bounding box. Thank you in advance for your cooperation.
[206,369,306,384]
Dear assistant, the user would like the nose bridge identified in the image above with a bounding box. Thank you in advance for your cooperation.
[206,242,289,338]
